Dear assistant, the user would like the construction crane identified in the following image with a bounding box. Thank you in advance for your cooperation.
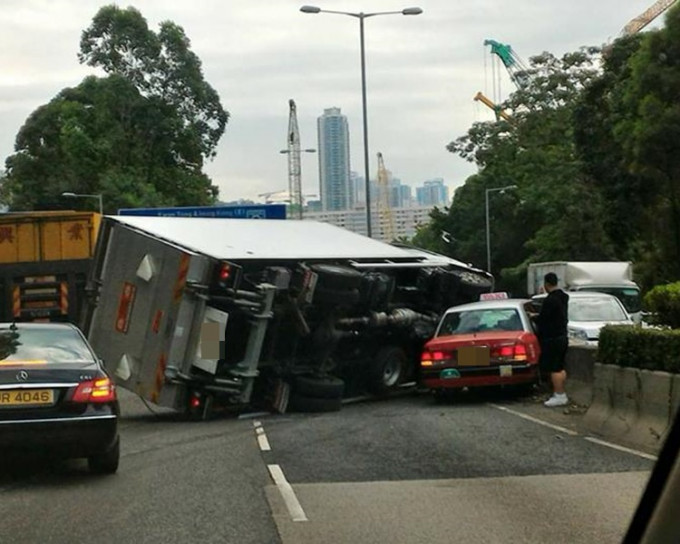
[376,152,396,241]
[279,99,316,220]
[621,0,677,35]
[484,39,531,92]
[473,39,528,122]
[473,92,512,122]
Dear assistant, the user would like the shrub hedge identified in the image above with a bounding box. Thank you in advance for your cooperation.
[598,325,680,374]
[644,281,680,328]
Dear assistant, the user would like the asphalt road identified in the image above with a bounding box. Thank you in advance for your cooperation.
[0,387,654,544]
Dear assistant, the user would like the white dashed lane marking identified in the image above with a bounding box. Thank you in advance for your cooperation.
[267,464,308,522]
[253,420,271,452]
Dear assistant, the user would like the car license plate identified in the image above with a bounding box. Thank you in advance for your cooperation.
[0,389,54,407]
[499,365,513,377]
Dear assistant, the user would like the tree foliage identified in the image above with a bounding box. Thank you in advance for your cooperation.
[415,4,680,293]
[1,5,228,213]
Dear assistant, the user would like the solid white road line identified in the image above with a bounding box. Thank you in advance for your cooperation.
[489,404,579,436]
[584,436,658,462]
[253,421,271,452]
[267,464,308,522]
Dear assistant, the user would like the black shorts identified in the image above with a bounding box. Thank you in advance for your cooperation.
[539,336,568,373]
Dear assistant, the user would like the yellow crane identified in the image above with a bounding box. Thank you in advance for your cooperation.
[473,92,512,122]
[376,152,396,241]
[621,0,677,35]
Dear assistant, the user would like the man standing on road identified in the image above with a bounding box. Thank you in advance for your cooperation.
[535,272,569,407]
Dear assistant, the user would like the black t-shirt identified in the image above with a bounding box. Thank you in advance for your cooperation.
[536,289,569,339]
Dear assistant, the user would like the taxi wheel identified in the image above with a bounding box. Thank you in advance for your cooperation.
[88,437,120,475]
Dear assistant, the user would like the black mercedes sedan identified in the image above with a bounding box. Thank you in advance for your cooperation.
[0,322,119,474]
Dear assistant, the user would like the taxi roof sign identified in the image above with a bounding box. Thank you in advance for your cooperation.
[480,292,509,301]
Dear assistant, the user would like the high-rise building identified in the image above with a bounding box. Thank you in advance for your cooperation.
[351,171,365,209]
[416,178,450,207]
[317,108,353,211]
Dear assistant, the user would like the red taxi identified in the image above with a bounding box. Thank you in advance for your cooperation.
[420,298,541,395]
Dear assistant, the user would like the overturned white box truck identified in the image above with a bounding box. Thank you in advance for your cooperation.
[83,216,492,417]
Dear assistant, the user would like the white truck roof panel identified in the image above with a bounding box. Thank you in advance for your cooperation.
[110,216,424,261]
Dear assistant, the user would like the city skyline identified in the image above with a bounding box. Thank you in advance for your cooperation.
[0,1,661,204]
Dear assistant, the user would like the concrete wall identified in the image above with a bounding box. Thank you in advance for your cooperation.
[566,345,679,452]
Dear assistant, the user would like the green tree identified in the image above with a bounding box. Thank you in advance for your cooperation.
[1,5,228,213]
[425,49,613,290]
[611,4,680,284]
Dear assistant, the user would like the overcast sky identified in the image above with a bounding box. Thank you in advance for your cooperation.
[0,0,666,203]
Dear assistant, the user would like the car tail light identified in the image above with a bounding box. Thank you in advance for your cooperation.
[491,343,528,362]
[215,261,242,290]
[71,378,117,404]
[219,264,231,282]
[421,350,452,366]
[513,343,528,361]
[189,393,202,409]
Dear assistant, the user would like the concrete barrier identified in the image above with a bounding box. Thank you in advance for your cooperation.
[581,363,678,453]
[671,373,680,431]
[602,366,641,438]
[565,345,596,406]
[630,370,670,449]
[583,363,617,433]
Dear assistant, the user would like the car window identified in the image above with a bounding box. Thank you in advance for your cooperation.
[0,327,96,363]
[578,287,641,314]
[569,298,628,322]
[437,308,523,336]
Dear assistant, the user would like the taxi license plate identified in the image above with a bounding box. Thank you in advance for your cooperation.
[0,389,54,407]
[499,365,513,377]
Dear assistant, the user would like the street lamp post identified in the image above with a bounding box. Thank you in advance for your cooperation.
[485,185,517,273]
[300,5,422,238]
[61,192,104,215]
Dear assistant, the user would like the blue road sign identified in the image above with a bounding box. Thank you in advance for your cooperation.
[117,204,286,219]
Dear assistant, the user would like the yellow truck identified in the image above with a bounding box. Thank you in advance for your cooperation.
[0,211,100,323]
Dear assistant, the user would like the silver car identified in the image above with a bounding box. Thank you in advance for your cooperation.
[532,291,633,345]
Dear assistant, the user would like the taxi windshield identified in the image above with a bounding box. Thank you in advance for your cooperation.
[437,308,523,336]
[0,326,96,364]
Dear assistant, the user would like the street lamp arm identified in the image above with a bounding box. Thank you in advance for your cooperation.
[301,6,422,18]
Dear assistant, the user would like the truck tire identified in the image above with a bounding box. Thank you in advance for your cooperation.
[310,264,363,291]
[369,346,407,394]
[294,375,345,399]
[288,393,343,413]
[313,286,360,306]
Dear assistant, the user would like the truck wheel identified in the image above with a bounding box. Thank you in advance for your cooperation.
[88,437,120,475]
[288,393,342,413]
[369,346,407,394]
[313,286,360,306]
[310,264,363,291]
[294,375,345,399]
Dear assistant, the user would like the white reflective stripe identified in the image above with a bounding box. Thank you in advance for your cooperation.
[0,415,117,425]
[267,464,308,522]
